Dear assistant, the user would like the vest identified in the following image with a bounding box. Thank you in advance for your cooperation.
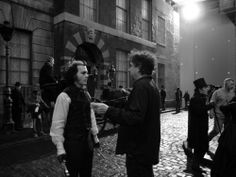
[63,85,91,141]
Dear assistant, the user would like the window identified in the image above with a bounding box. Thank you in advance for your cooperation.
[116,50,129,88]
[157,63,165,89]
[116,0,128,32]
[0,31,30,85]
[80,0,97,21]
[157,16,166,45]
[142,0,151,40]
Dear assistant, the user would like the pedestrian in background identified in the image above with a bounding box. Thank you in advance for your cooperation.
[175,88,182,113]
[11,82,25,131]
[27,87,49,137]
[208,78,235,142]
[92,50,161,177]
[187,78,214,172]
[50,60,99,177]
[39,56,57,129]
[183,91,190,110]
[160,85,166,111]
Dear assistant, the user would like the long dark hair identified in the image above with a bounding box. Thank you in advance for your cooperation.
[64,60,87,86]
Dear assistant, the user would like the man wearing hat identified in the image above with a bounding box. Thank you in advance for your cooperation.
[11,82,25,130]
[186,78,214,172]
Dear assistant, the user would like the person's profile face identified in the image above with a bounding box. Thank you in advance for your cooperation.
[128,62,139,80]
[226,80,234,90]
[200,86,209,95]
[74,65,88,86]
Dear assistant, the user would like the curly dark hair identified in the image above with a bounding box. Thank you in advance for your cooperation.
[64,60,87,86]
[129,50,156,75]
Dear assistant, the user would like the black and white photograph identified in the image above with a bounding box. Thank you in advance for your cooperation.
[0,0,236,176]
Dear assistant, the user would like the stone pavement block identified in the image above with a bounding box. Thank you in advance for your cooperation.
[0,111,219,177]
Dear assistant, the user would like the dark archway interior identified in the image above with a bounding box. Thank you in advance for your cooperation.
[74,42,104,97]
[75,42,103,65]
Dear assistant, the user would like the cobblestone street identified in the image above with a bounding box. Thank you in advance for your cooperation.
[0,110,219,177]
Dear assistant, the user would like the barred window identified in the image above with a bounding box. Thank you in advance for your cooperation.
[142,0,151,40]
[116,0,128,32]
[157,16,166,45]
[116,50,129,88]
[80,0,97,21]
[0,30,30,85]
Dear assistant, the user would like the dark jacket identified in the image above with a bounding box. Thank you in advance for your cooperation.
[11,88,25,111]
[160,89,166,100]
[188,91,214,151]
[211,99,236,177]
[39,62,56,89]
[104,76,161,165]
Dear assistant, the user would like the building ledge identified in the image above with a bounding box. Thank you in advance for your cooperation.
[54,12,157,49]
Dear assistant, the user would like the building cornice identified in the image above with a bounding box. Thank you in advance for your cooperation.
[54,12,157,49]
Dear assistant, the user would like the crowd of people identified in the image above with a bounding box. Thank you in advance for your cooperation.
[8,49,236,177]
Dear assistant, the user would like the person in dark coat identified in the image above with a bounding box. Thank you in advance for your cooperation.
[11,82,25,130]
[39,56,57,128]
[183,91,190,109]
[92,50,161,177]
[211,96,236,177]
[175,88,182,113]
[187,78,214,172]
[39,56,57,90]
[160,85,166,110]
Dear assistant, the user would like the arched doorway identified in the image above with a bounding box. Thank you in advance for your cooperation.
[75,42,104,97]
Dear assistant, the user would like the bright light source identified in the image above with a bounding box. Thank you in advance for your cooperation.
[182,3,201,21]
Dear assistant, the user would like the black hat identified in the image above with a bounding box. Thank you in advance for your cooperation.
[193,78,208,89]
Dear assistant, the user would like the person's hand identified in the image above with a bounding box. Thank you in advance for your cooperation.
[57,153,67,163]
[91,102,109,115]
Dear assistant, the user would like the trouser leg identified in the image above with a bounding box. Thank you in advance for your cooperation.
[64,139,94,177]
[126,154,154,177]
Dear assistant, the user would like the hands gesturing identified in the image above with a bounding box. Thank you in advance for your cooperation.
[91,102,109,115]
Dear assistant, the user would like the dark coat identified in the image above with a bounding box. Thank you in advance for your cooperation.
[39,62,56,89]
[160,89,166,101]
[104,76,161,165]
[11,88,25,112]
[211,99,236,177]
[188,91,213,151]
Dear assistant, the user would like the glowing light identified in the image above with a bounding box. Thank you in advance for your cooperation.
[182,3,201,21]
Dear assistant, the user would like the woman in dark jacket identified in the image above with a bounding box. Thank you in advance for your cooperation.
[188,78,214,172]
[211,96,236,177]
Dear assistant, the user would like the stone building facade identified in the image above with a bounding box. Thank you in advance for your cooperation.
[0,0,180,128]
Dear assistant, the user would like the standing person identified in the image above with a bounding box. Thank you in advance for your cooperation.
[27,88,49,137]
[183,91,190,109]
[92,50,161,177]
[11,82,25,130]
[175,88,182,113]
[211,96,236,177]
[208,78,235,142]
[50,60,99,177]
[39,56,57,90]
[39,56,57,129]
[160,85,166,110]
[187,78,214,172]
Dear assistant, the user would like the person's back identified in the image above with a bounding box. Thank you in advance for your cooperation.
[211,97,236,177]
